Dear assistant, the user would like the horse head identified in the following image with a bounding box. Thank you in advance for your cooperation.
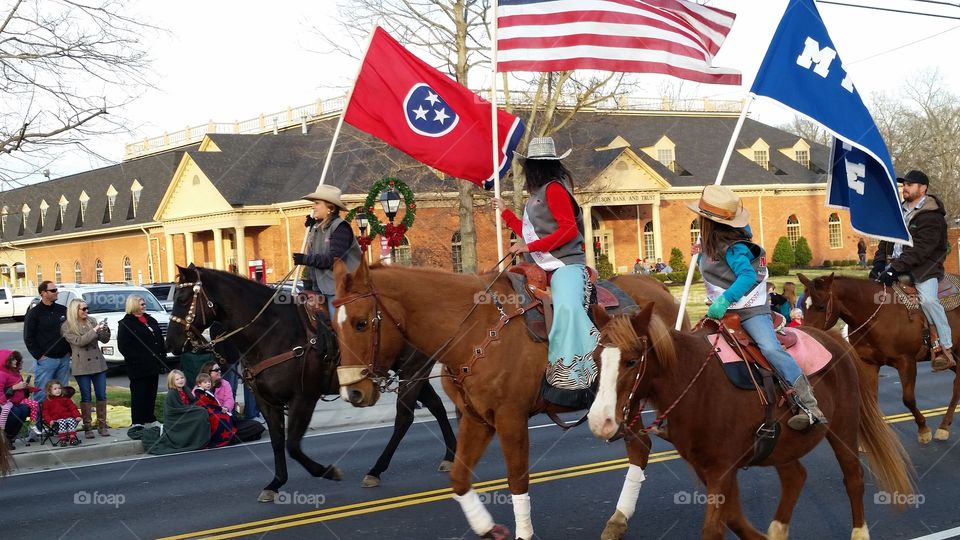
[798,272,838,330]
[588,302,676,440]
[331,259,407,407]
[165,264,219,354]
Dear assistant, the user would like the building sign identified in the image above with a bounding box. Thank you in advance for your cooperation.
[586,193,658,205]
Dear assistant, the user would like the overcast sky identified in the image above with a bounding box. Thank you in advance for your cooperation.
[26,0,960,183]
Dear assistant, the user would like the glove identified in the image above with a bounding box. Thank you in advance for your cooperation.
[878,270,896,286]
[292,253,306,266]
[304,215,317,227]
[707,295,731,319]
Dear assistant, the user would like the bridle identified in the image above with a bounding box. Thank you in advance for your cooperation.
[169,279,217,350]
[810,281,887,337]
[331,284,407,392]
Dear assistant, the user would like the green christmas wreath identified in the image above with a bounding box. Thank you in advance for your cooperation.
[344,177,416,249]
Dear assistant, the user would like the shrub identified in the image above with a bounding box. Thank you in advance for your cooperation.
[821,259,832,267]
[768,261,790,276]
[794,237,813,267]
[652,273,671,283]
[664,269,701,284]
[596,253,615,280]
[772,237,796,267]
[668,247,688,275]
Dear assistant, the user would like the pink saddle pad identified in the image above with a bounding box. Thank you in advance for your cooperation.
[711,328,832,376]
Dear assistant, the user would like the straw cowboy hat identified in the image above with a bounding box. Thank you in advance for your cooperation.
[686,185,751,228]
[515,136,571,161]
[302,185,348,212]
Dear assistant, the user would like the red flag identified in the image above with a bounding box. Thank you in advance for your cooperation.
[345,27,525,187]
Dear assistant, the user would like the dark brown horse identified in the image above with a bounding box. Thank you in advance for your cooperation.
[164,265,456,501]
[587,304,915,540]
[799,273,960,444]
[333,260,688,539]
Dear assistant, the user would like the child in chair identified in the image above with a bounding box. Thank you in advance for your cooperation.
[41,380,82,446]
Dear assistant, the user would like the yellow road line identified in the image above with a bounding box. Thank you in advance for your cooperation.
[160,407,950,540]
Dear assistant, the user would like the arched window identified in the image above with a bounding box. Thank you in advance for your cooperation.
[394,238,412,266]
[786,215,801,247]
[689,218,701,247]
[74,261,82,283]
[95,259,104,283]
[828,213,842,248]
[643,221,656,261]
[55,263,62,284]
[123,256,132,282]
[451,232,463,273]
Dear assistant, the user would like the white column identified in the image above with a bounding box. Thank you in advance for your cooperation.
[184,231,195,265]
[213,228,225,270]
[235,226,247,275]
[651,197,664,261]
[583,204,596,268]
[164,233,175,281]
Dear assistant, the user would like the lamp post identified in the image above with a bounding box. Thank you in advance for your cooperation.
[355,210,369,238]
[380,188,401,263]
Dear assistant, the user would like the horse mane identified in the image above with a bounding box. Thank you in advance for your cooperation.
[602,311,677,368]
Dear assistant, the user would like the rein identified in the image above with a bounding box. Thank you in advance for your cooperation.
[819,282,887,337]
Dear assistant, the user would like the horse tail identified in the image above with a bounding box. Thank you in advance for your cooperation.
[853,349,916,505]
[0,432,12,476]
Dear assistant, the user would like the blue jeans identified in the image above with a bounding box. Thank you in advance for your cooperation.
[74,371,107,403]
[3,403,30,438]
[918,277,953,348]
[741,313,803,383]
[222,359,259,419]
[33,355,71,403]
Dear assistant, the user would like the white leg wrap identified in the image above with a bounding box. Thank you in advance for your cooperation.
[851,525,870,540]
[453,490,495,535]
[616,464,646,520]
[512,492,533,539]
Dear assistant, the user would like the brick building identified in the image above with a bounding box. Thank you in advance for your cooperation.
[0,105,876,295]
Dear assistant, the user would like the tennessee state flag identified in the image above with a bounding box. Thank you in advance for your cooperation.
[345,27,525,187]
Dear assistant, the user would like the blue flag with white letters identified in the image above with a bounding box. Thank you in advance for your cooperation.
[750,0,910,244]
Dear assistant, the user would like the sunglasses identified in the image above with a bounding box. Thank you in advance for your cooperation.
[210,368,221,373]
[44,288,58,293]
[79,307,89,312]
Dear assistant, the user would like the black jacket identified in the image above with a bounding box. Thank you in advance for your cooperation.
[23,302,70,360]
[117,313,166,379]
[872,194,949,283]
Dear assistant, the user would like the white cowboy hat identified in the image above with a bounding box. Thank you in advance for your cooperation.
[686,185,750,228]
[515,137,571,161]
[302,185,348,212]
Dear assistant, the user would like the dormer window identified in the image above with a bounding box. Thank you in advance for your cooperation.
[59,195,68,225]
[79,191,89,224]
[106,185,117,221]
[131,179,143,218]
[795,149,810,169]
[39,200,49,228]
[754,149,769,170]
[21,204,30,230]
[1,206,7,236]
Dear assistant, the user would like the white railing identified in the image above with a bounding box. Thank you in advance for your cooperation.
[123,93,739,160]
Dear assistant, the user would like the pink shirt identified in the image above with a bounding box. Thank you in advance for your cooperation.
[214,379,235,413]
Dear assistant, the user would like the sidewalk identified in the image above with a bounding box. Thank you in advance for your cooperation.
[8,381,457,474]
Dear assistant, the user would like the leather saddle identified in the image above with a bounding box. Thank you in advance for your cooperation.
[701,312,796,373]
[894,273,960,312]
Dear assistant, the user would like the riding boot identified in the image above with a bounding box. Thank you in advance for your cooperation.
[932,346,957,372]
[787,375,828,430]
[95,401,110,436]
[81,402,95,439]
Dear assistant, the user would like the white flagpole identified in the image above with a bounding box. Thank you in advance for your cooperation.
[490,0,506,268]
[674,95,755,330]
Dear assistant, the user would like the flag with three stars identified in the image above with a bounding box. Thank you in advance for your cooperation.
[344,27,525,187]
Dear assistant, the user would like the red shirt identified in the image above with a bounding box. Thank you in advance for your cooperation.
[42,395,81,422]
[501,182,578,253]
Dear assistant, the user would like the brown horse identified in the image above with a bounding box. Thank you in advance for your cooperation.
[0,433,11,476]
[799,273,960,444]
[333,261,688,540]
[587,304,915,540]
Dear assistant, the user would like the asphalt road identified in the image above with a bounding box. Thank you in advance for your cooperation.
[3,363,960,539]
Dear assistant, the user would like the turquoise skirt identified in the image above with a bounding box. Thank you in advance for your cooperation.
[545,264,600,390]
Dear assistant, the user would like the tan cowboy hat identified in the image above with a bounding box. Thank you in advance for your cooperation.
[686,185,750,228]
[302,185,348,212]
[515,136,571,161]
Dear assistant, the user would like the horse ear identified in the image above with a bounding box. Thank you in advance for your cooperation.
[630,302,656,335]
[797,272,811,288]
[333,259,352,294]
[590,304,611,330]
[353,257,370,283]
[822,272,835,288]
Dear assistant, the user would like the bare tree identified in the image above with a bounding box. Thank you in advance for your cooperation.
[778,116,832,147]
[0,0,155,186]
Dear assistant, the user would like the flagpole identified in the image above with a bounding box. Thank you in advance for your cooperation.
[490,0,506,268]
[674,95,755,330]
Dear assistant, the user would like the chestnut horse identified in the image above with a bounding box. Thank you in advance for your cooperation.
[587,304,915,540]
[333,261,688,540]
[799,273,960,444]
[164,266,456,501]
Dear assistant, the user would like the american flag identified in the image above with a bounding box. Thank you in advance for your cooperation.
[496,0,742,85]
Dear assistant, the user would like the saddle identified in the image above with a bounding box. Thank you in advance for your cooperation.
[709,312,796,373]
[893,273,960,313]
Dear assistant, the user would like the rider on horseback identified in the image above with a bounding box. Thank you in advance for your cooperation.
[690,185,827,430]
[869,169,955,372]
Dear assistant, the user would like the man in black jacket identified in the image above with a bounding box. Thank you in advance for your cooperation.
[22,281,71,402]
[870,170,954,371]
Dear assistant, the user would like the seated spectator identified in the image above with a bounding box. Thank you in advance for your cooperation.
[41,380,82,446]
[633,259,643,274]
[768,283,792,321]
[193,373,236,448]
[654,258,666,273]
[787,308,804,328]
[136,370,210,455]
[0,350,39,448]
[200,361,234,415]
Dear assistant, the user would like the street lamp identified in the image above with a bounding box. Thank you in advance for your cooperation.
[380,188,401,223]
[355,210,369,237]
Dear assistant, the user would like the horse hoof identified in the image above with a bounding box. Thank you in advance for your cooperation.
[257,490,277,503]
[438,459,454,473]
[323,466,343,481]
[935,428,950,441]
[361,474,380,488]
[919,428,933,445]
[480,524,511,539]
[600,509,628,540]
[768,520,789,540]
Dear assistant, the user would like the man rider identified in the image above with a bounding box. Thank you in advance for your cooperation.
[870,170,955,371]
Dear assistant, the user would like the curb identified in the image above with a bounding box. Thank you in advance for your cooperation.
[11,438,145,471]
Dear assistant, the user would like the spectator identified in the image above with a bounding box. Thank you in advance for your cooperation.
[767,283,792,321]
[782,282,799,310]
[787,309,804,328]
[210,322,261,421]
[642,258,652,274]
[633,259,643,274]
[654,258,666,273]
[193,373,236,448]
[118,295,166,428]
[23,281,70,403]
[0,350,37,449]
[41,380,82,446]
[857,238,867,268]
[61,298,111,438]
[138,370,210,455]
[199,360,234,415]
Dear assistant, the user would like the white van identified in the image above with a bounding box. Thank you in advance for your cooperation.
[53,283,173,365]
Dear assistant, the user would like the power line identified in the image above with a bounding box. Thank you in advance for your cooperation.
[816,0,960,19]
[903,0,960,8]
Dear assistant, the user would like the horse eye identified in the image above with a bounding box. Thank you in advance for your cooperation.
[624,359,638,368]
[354,320,368,331]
